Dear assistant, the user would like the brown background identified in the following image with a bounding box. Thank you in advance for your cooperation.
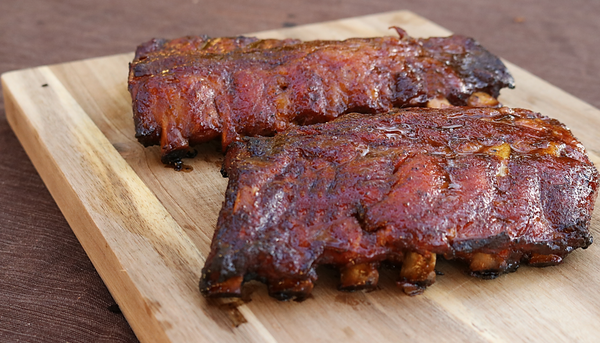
[1,1,599,342]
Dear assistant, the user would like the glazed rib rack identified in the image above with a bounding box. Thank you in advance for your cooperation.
[200,107,597,300]
[128,28,514,167]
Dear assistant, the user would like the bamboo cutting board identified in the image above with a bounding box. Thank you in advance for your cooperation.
[3,10,600,343]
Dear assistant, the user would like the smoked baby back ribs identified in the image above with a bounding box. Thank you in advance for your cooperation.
[200,107,598,300]
[128,28,514,166]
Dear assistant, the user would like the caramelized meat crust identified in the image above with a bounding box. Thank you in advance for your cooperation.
[128,28,514,166]
[200,107,598,300]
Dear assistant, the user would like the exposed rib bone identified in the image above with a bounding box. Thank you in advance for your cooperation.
[427,97,452,109]
[467,92,500,107]
[398,252,437,296]
[469,252,504,271]
[339,263,379,291]
[201,276,243,297]
[528,253,563,267]
[268,279,314,301]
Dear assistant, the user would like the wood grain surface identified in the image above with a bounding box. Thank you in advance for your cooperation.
[3,11,600,343]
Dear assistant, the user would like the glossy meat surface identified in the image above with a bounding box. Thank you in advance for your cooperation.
[128,28,514,166]
[200,107,598,300]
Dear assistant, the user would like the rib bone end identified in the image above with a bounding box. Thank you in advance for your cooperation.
[268,279,315,301]
[200,275,243,298]
[398,252,437,295]
[339,263,380,291]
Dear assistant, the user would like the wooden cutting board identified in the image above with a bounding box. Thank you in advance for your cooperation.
[3,10,600,343]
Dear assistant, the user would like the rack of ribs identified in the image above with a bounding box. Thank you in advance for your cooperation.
[128,28,514,167]
[200,107,598,300]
